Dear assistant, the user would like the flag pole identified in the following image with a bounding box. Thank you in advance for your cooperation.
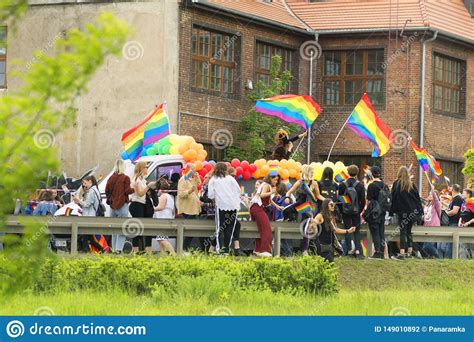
[290,132,306,159]
[307,50,314,164]
[326,112,352,161]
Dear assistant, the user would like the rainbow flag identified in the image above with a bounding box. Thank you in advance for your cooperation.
[240,185,245,195]
[338,195,351,204]
[282,178,291,190]
[182,165,193,180]
[255,95,321,129]
[335,171,349,183]
[302,181,317,203]
[269,164,279,177]
[409,140,442,179]
[295,201,315,214]
[64,207,73,216]
[121,103,170,161]
[347,94,393,157]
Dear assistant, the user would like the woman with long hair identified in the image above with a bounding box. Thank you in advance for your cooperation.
[129,161,157,253]
[390,166,423,260]
[272,129,307,161]
[250,174,280,257]
[284,164,325,255]
[153,180,176,255]
[309,198,355,262]
[422,176,441,258]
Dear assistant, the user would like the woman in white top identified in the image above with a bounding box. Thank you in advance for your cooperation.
[154,181,176,255]
[129,161,156,253]
[208,162,241,255]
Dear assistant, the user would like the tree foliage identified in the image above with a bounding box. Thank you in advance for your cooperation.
[462,148,474,187]
[226,55,303,162]
[0,11,130,295]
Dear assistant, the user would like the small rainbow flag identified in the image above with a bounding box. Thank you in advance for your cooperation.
[64,207,73,216]
[302,181,317,203]
[121,103,170,161]
[282,178,291,190]
[347,94,393,157]
[268,164,279,177]
[182,165,193,180]
[335,171,349,183]
[240,185,245,195]
[255,95,321,129]
[295,201,315,214]
[409,140,442,179]
[339,195,351,204]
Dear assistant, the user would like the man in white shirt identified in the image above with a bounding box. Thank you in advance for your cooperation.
[208,162,242,255]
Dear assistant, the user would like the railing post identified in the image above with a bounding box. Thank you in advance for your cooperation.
[176,222,184,256]
[274,226,281,257]
[452,231,459,259]
[71,221,78,254]
[366,227,373,259]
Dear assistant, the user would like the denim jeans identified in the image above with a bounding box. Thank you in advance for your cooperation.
[422,242,440,258]
[110,203,129,252]
[437,242,453,259]
[341,213,363,255]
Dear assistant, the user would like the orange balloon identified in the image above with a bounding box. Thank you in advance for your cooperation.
[183,149,197,162]
[190,142,200,152]
[260,164,270,176]
[178,144,188,154]
[294,172,302,180]
[280,159,288,169]
[195,160,203,171]
[255,159,265,168]
[279,168,290,179]
[197,153,206,162]
[253,169,261,179]
[287,159,296,170]
[295,162,302,171]
[183,136,194,148]
[289,169,297,178]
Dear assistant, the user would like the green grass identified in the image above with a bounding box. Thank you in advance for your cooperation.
[1,257,473,316]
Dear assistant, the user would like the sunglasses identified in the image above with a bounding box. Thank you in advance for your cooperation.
[328,202,335,206]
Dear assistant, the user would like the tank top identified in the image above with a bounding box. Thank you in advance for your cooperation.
[130,176,147,204]
[154,193,175,219]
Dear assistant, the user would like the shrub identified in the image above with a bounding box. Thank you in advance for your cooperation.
[32,255,338,297]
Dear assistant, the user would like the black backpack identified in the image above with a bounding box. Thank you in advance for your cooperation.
[378,184,391,212]
[342,180,360,215]
[440,210,450,226]
[93,188,106,217]
[319,180,338,202]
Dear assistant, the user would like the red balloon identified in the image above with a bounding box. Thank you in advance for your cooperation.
[235,166,243,176]
[243,170,251,181]
[249,164,257,173]
[204,163,213,171]
[231,158,241,168]
[199,169,207,177]
[241,160,250,170]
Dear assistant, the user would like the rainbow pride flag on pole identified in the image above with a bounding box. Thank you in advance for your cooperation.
[295,201,315,215]
[255,95,321,129]
[121,103,170,161]
[338,195,351,204]
[347,94,393,157]
[335,170,349,183]
[409,140,442,180]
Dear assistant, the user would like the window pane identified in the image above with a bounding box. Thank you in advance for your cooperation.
[223,66,233,93]
[199,31,210,57]
[346,51,363,75]
[192,29,197,54]
[211,64,221,91]
[199,62,209,88]
[258,73,270,87]
[0,73,4,87]
[211,33,222,60]
[324,81,340,105]
[434,85,442,111]
[0,29,5,56]
[345,80,363,104]
[367,50,384,75]
[224,35,234,62]
[453,90,459,113]
[324,52,341,76]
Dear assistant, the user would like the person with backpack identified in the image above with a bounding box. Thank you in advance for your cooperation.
[337,164,366,258]
[389,166,423,260]
[364,166,389,260]
[318,166,339,210]
[105,159,135,252]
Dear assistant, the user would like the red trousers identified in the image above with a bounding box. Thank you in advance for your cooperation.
[250,204,273,253]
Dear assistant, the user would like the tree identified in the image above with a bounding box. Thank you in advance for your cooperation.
[226,55,303,162]
[462,148,474,188]
[0,10,129,295]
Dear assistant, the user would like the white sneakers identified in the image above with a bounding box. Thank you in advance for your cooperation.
[254,251,272,258]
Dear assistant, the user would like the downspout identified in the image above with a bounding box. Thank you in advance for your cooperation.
[419,30,438,193]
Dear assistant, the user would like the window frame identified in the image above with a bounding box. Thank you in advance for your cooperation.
[431,52,465,117]
[191,25,239,96]
[321,49,385,107]
[438,159,464,188]
[0,27,7,89]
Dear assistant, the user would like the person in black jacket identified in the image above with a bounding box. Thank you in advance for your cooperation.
[337,165,366,258]
[390,166,423,260]
[272,129,307,161]
[365,166,387,260]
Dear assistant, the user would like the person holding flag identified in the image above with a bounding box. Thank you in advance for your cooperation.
[272,129,307,161]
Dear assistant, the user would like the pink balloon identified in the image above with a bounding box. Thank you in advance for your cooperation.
[231,159,241,168]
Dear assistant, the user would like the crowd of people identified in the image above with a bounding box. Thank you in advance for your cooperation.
[5,130,473,261]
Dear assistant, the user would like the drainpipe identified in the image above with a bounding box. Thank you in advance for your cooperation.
[419,31,438,193]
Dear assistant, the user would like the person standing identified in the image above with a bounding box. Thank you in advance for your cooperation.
[422,179,442,259]
[207,162,241,255]
[390,166,423,260]
[105,159,134,252]
[272,129,307,161]
[438,184,463,258]
[337,165,366,258]
[365,166,389,260]
[153,180,176,255]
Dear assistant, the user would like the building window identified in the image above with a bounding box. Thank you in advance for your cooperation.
[0,28,6,88]
[202,142,225,161]
[255,41,293,93]
[438,160,464,188]
[432,54,465,115]
[192,27,236,93]
[322,50,384,106]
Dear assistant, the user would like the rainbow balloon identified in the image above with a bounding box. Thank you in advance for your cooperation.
[347,94,392,157]
[255,95,321,129]
[409,140,442,179]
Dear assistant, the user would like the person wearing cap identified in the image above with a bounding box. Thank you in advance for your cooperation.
[365,166,387,259]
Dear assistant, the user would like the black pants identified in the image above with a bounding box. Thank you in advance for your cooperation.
[368,220,385,255]
[182,214,207,251]
[129,201,152,250]
[399,213,414,250]
[216,209,238,253]
[341,213,363,255]
[317,244,334,262]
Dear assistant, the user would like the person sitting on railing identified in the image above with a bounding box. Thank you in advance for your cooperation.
[153,180,176,255]
[33,190,58,216]
[309,198,355,262]
[421,179,442,259]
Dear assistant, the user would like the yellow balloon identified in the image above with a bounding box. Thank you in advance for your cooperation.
[170,145,179,154]
[169,134,179,144]
[280,159,288,169]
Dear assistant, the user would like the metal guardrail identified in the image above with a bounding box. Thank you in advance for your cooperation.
[4,216,474,259]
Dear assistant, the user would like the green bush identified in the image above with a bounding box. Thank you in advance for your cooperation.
[32,255,338,297]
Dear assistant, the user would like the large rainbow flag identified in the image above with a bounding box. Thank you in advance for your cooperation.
[121,104,170,161]
[409,140,442,180]
[255,95,321,129]
[346,94,392,157]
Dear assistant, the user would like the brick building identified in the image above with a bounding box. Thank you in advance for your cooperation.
[179,0,474,194]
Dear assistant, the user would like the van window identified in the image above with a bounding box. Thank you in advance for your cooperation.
[146,163,183,183]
